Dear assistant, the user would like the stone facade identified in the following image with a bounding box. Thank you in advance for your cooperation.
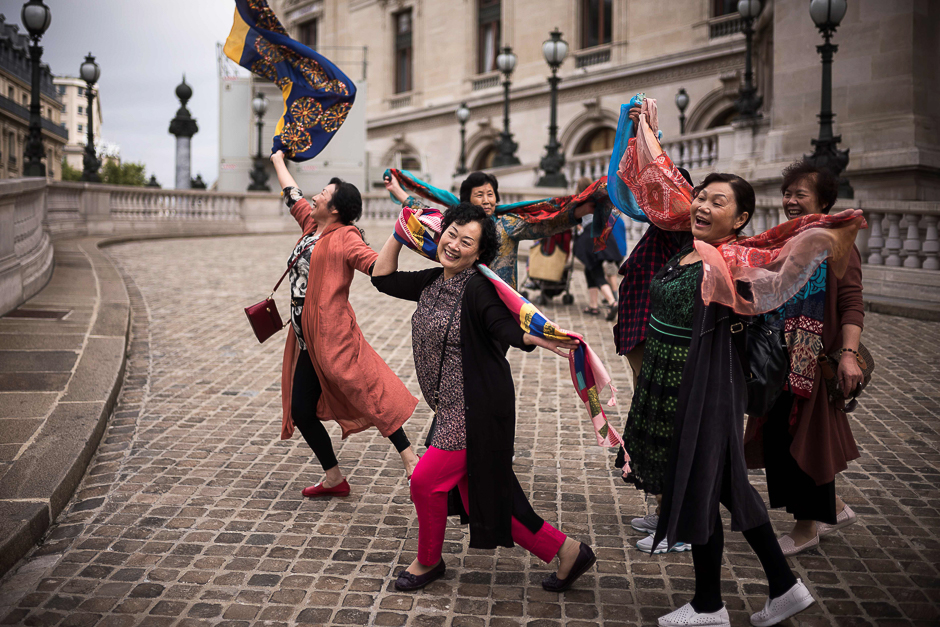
[52,76,101,172]
[0,14,66,181]
[268,0,939,200]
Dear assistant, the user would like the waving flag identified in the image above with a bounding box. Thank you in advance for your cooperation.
[394,205,624,451]
[224,0,356,161]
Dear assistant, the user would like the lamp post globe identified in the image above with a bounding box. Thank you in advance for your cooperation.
[455,102,470,176]
[810,0,847,31]
[21,0,52,177]
[675,88,690,135]
[537,29,569,188]
[21,0,51,37]
[79,53,102,182]
[251,93,267,117]
[496,47,516,74]
[493,46,520,168]
[737,0,761,19]
[541,28,569,69]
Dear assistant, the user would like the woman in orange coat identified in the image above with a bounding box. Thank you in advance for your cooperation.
[271,151,420,497]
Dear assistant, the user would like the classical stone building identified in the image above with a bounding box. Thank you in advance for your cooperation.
[268,0,938,203]
[52,76,101,172]
[0,14,67,181]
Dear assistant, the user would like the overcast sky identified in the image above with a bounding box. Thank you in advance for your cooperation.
[0,0,245,188]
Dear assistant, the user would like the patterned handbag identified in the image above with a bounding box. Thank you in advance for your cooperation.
[245,239,317,343]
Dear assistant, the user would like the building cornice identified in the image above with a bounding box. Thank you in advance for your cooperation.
[367,40,746,139]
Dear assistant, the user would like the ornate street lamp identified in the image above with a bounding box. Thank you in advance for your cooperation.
[805,0,853,198]
[675,88,690,135]
[248,92,271,191]
[493,46,520,167]
[455,102,471,176]
[734,0,763,119]
[21,0,51,177]
[79,53,101,182]
[537,28,569,188]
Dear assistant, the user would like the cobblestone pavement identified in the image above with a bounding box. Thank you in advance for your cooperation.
[0,233,938,627]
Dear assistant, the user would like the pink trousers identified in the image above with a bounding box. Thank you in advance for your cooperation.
[411,446,567,566]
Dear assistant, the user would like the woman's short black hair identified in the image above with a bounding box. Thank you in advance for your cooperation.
[459,171,500,204]
[327,177,363,225]
[693,172,755,234]
[440,202,499,267]
[780,159,839,214]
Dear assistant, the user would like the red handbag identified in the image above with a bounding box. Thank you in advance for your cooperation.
[245,239,317,343]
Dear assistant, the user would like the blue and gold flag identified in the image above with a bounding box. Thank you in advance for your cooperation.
[223,0,356,161]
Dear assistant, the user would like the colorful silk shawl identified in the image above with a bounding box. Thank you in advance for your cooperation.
[394,205,626,453]
[775,262,826,399]
[385,169,616,250]
[224,0,356,160]
[617,103,865,315]
[607,93,650,223]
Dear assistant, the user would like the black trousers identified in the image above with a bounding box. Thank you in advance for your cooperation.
[292,349,410,471]
[584,263,607,289]
[691,495,797,613]
[763,392,837,524]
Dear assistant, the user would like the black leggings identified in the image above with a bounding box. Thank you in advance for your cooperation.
[691,514,797,614]
[292,349,411,471]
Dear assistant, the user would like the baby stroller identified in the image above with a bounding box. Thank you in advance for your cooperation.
[520,231,575,306]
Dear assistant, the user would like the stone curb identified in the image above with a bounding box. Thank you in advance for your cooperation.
[0,238,131,578]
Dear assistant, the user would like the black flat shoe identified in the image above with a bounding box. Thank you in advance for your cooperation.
[542,543,596,592]
[394,559,446,591]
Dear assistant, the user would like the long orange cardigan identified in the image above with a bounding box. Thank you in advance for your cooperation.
[280,198,418,440]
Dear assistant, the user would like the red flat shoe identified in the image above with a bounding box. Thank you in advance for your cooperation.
[302,479,350,497]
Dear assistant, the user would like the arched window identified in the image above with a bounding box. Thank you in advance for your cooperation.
[394,150,421,172]
[472,144,497,171]
[574,127,615,155]
[707,106,738,129]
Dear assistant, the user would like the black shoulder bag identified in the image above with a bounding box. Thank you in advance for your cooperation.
[730,311,790,417]
[423,278,470,447]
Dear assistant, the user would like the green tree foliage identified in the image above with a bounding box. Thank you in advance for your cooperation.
[61,159,82,182]
[101,160,147,187]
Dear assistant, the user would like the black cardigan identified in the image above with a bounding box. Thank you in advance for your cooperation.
[653,285,770,549]
[372,267,543,549]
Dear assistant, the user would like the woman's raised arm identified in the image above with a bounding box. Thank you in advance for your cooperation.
[373,233,403,278]
[270,151,298,190]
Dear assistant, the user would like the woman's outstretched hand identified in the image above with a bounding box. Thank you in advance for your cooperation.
[271,150,284,164]
[524,334,580,358]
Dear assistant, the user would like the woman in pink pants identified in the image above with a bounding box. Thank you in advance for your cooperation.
[372,203,597,592]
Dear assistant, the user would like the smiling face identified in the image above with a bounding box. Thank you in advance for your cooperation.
[468,183,497,216]
[437,220,482,276]
[309,183,340,224]
[690,182,749,243]
[782,175,823,220]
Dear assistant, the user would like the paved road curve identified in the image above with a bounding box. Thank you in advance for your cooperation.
[0,234,938,626]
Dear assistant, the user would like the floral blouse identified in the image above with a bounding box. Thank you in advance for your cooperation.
[284,186,318,350]
[412,267,476,450]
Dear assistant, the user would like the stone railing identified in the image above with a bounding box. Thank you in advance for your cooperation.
[861,201,940,270]
[662,128,724,171]
[0,179,54,317]
[565,150,611,183]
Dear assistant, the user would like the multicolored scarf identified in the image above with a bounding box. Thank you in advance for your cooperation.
[394,205,625,452]
[224,0,356,160]
[615,103,865,315]
[607,93,650,224]
[776,262,827,398]
[385,169,616,250]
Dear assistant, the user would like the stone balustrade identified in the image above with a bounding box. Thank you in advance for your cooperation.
[0,179,54,317]
[662,128,723,171]
[564,150,610,183]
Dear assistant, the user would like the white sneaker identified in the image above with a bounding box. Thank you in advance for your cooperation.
[817,504,857,536]
[636,533,691,555]
[750,579,815,627]
[658,603,730,626]
[631,512,659,534]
